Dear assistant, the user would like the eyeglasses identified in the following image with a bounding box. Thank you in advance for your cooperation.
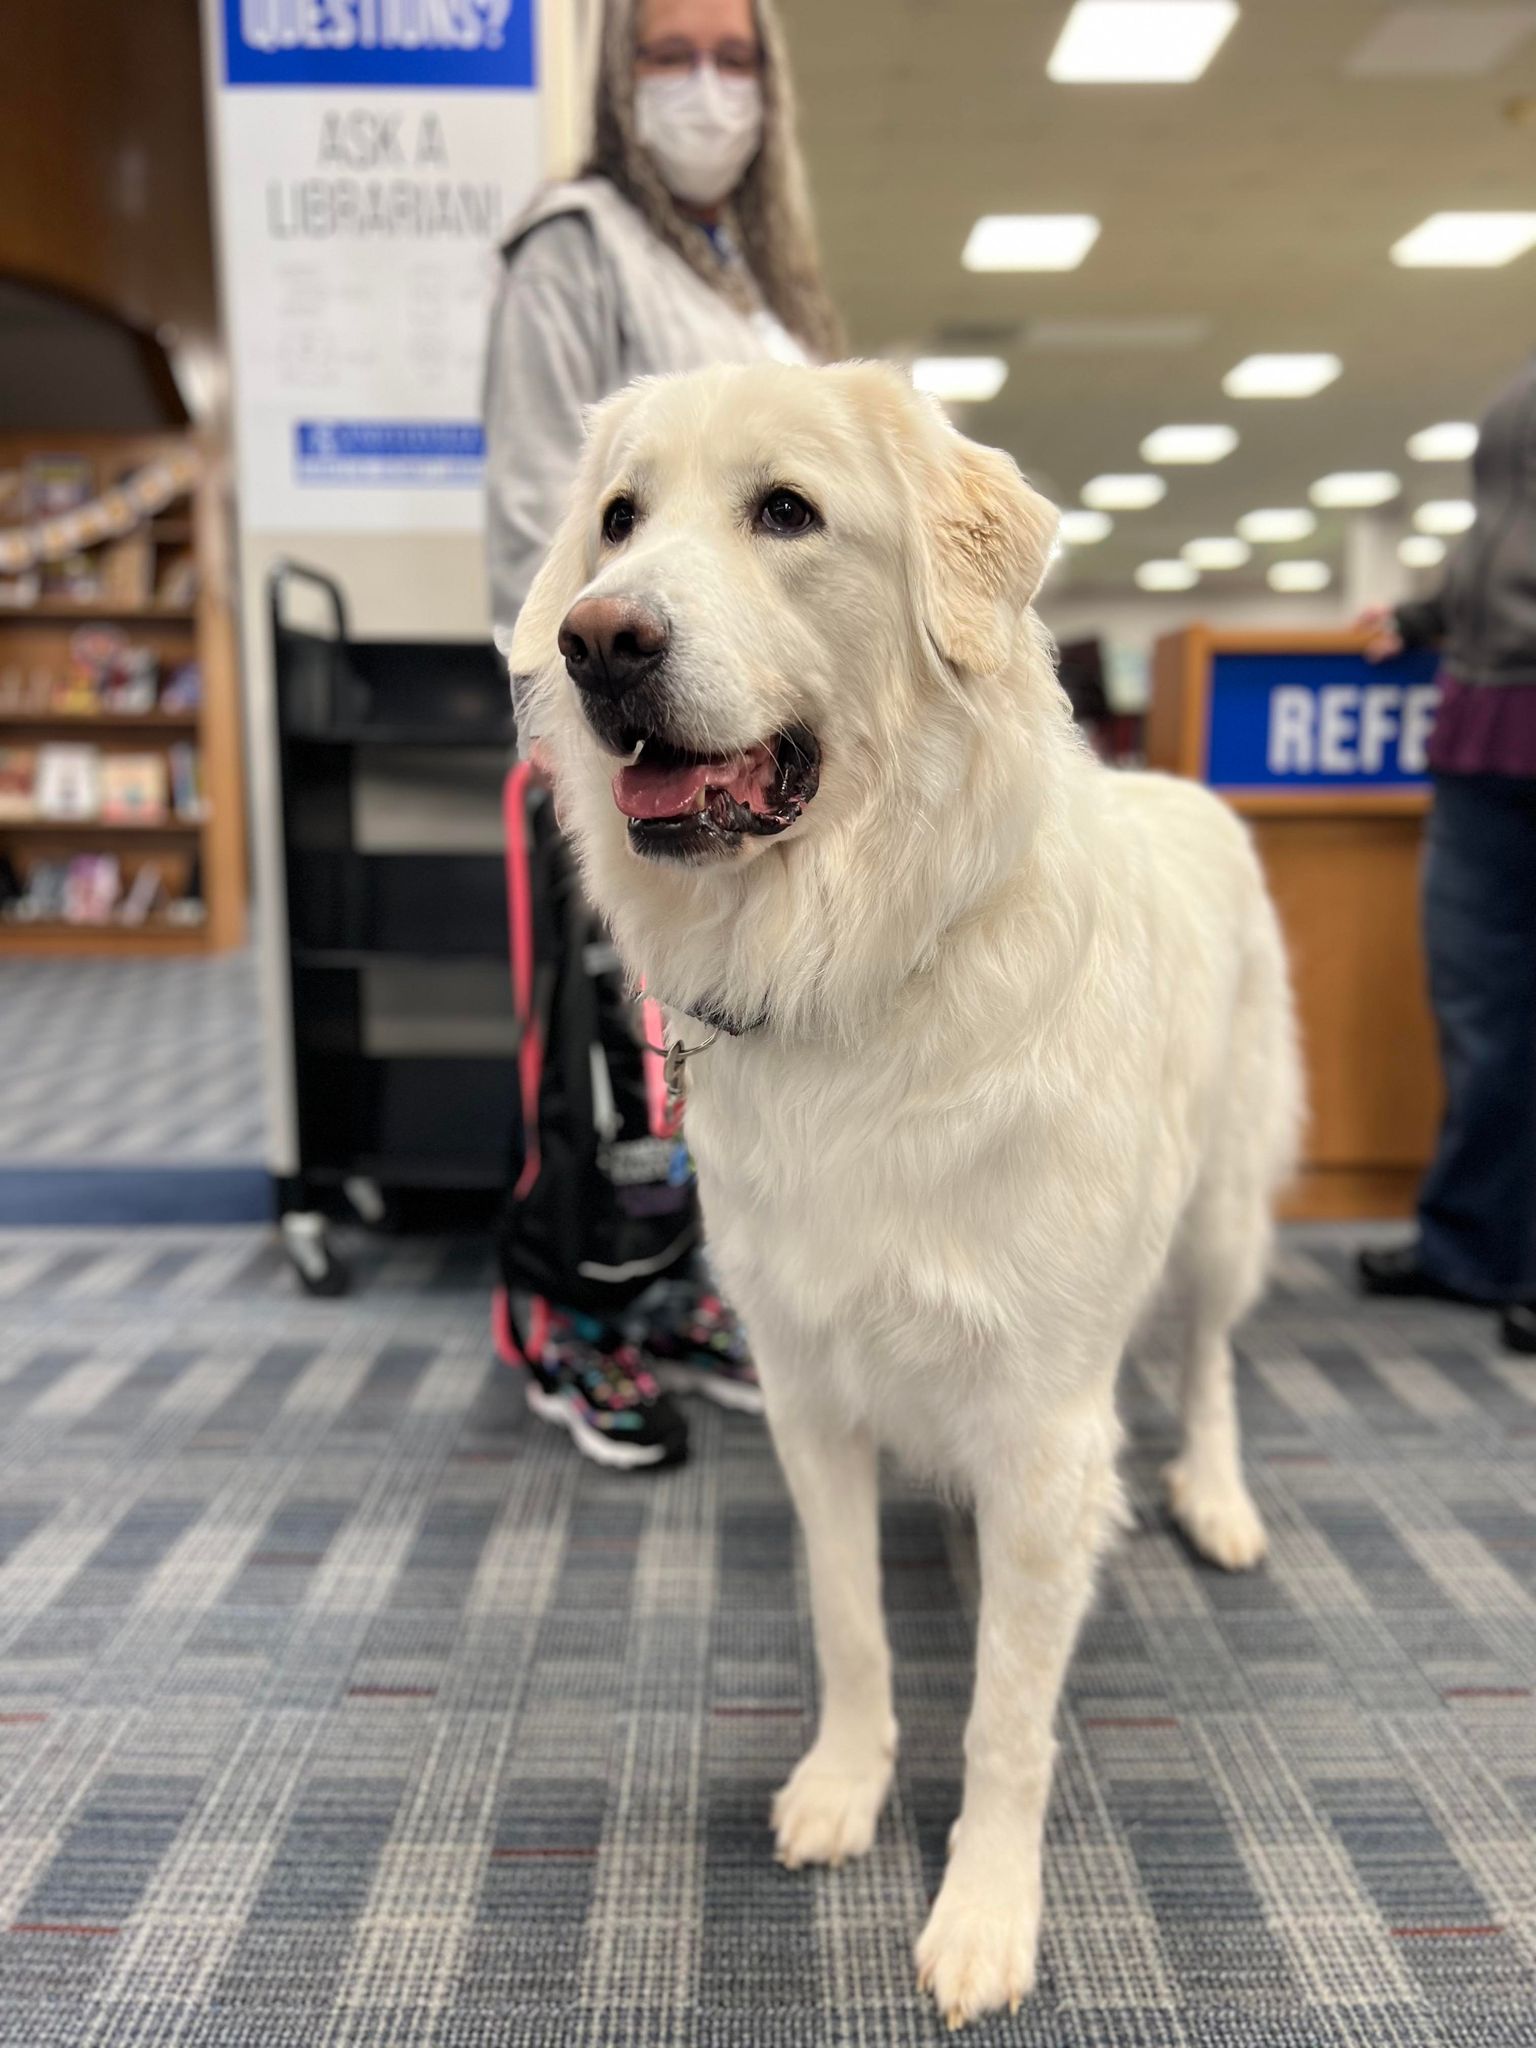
[635,38,763,78]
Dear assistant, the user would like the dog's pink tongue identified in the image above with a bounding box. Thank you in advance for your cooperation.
[613,758,712,820]
[613,743,778,822]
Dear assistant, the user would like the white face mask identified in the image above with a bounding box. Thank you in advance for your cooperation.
[634,64,763,209]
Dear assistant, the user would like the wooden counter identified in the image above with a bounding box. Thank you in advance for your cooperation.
[1150,629,1442,1220]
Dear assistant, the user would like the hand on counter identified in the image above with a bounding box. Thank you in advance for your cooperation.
[1354,607,1405,665]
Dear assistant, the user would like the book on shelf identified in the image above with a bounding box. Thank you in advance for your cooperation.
[63,855,122,924]
[0,745,37,820]
[168,742,205,820]
[159,660,202,712]
[60,629,159,715]
[118,861,168,925]
[6,858,67,921]
[100,752,169,825]
[34,743,101,819]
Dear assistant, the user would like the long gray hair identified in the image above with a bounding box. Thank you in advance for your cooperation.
[584,0,842,360]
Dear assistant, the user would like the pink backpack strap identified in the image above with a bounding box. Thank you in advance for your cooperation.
[640,996,681,1138]
[504,763,544,1199]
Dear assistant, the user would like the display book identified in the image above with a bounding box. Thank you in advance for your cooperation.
[0,625,206,928]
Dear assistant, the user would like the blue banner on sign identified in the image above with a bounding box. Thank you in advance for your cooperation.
[1206,650,1442,791]
[224,0,535,88]
[294,420,486,485]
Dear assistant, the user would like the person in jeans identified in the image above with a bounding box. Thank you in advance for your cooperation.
[1356,351,1536,1355]
[483,0,839,1464]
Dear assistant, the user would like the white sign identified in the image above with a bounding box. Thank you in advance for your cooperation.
[205,0,542,532]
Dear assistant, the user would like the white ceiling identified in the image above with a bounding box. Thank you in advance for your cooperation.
[781,0,1536,593]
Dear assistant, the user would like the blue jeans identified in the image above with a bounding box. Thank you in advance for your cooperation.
[1417,773,1536,1302]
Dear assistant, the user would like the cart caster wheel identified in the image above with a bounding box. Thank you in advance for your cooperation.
[342,1175,388,1227]
[281,1213,350,1298]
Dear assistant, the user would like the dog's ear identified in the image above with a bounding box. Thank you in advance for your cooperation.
[835,363,1058,678]
[914,415,1059,677]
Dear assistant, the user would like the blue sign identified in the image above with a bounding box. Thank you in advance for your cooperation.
[294,419,485,485]
[224,0,535,88]
[1205,649,1441,791]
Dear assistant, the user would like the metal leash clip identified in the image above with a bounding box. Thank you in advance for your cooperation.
[657,1030,720,1101]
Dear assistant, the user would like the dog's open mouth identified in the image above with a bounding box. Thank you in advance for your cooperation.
[608,726,820,861]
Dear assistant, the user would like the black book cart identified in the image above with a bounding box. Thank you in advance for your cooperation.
[267,562,519,1294]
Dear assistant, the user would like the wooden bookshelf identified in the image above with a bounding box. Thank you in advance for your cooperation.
[0,920,211,957]
[0,711,200,733]
[0,432,247,954]
[3,601,198,623]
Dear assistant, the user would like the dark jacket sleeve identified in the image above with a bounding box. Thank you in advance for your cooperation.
[1393,592,1449,649]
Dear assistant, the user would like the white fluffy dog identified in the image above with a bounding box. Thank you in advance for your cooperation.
[512,361,1301,2028]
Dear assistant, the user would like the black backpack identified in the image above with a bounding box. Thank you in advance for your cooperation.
[494,764,699,1356]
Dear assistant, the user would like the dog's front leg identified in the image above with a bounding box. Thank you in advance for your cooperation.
[917,1405,1121,2027]
[764,1384,896,1868]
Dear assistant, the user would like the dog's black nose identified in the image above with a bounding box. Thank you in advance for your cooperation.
[559,596,669,700]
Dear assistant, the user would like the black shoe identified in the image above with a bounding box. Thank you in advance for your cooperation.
[1502,1303,1536,1356]
[526,1316,689,1470]
[1356,1244,1474,1303]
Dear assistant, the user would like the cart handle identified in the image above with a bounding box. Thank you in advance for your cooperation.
[268,559,351,645]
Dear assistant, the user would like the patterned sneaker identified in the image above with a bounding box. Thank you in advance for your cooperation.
[525,1312,689,1471]
[639,1291,764,1416]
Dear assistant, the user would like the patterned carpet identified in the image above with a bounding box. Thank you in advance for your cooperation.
[0,953,266,1167]
[0,1223,1532,2046]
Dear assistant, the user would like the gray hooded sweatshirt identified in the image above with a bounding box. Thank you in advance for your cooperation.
[484,175,804,668]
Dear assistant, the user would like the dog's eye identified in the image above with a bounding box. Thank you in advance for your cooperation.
[602,496,637,544]
[757,487,820,537]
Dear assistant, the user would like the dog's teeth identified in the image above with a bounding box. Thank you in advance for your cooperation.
[626,739,645,764]
[695,788,708,811]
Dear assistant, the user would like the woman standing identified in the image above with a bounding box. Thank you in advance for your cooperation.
[1356,352,1536,1355]
[484,0,839,1466]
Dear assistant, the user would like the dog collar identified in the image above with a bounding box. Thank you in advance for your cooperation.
[651,995,767,1105]
[681,995,768,1037]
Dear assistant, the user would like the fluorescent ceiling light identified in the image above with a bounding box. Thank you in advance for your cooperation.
[1346,8,1536,79]
[1223,353,1342,398]
[1059,509,1114,545]
[1140,423,1238,464]
[910,356,1008,404]
[963,214,1101,271]
[1413,498,1475,534]
[1407,420,1479,461]
[1309,471,1401,508]
[1136,559,1200,592]
[1267,560,1332,593]
[1048,1,1240,83]
[1391,211,1536,267]
[1182,536,1251,569]
[1399,534,1447,568]
[1236,507,1317,543]
[1082,473,1167,511]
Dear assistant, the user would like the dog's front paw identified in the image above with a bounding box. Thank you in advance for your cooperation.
[915,1854,1041,2029]
[1163,1457,1268,1572]
[772,1740,894,1869]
